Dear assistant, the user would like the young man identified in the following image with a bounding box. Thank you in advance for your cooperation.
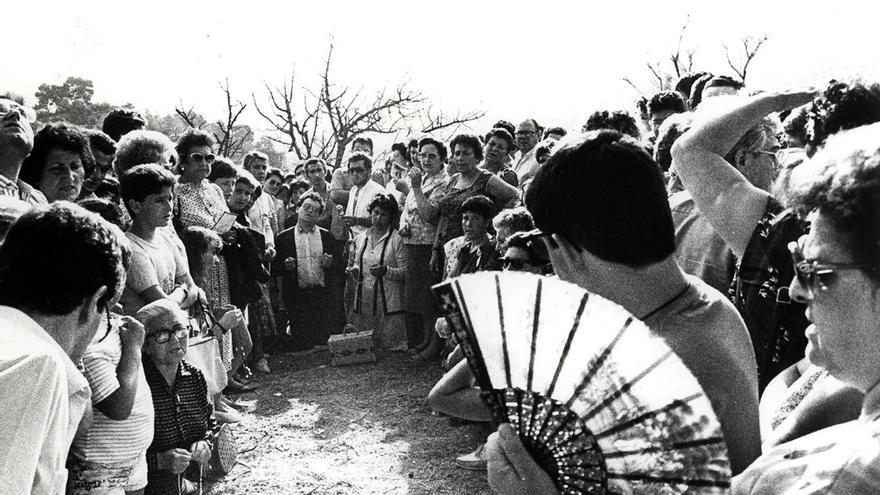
[442,195,499,279]
[272,192,344,351]
[0,202,130,493]
[119,164,202,315]
[485,130,762,492]
[329,136,374,208]
[343,152,385,239]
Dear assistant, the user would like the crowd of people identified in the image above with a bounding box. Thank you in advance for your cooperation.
[1,69,880,494]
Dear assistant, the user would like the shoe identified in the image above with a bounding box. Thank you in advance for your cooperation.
[214,409,243,424]
[238,365,254,381]
[455,444,487,471]
[222,395,249,411]
[254,358,271,374]
[225,378,257,394]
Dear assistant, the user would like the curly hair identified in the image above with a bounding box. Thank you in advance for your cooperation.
[20,122,96,188]
[114,130,176,176]
[175,128,214,161]
[805,79,880,154]
[297,191,325,213]
[484,128,515,151]
[207,157,237,181]
[86,129,116,156]
[460,194,495,220]
[367,192,399,223]
[0,202,131,315]
[418,137,447,161]
[492,206,534,233]
[648,91,687,116]
[583,110,641,139]
[783,123,880,280]
[449,133,484,162]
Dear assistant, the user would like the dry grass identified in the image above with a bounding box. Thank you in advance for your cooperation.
[205,350,492,495]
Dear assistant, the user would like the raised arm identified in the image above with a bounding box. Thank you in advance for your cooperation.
[672,90,816,258]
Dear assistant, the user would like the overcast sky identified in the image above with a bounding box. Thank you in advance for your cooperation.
[6,0,880,147]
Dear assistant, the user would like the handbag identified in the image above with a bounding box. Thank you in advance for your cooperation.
[209,424,238,477]
[327,324,376,366]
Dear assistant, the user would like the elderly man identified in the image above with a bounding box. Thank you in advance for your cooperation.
[511,119,541,184]
[0,202,131,494]
[0,93,47,205]
[484,129,761,493]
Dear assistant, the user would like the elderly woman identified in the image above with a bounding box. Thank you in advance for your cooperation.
[400,137,450,354]
[139,299,219,495]
[431,133,519,273]
[347,193,408,351]
[732,122,880,493]
[20,122,94,203]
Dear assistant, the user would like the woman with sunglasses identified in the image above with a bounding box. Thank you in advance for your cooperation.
[732,122,880,493]
[140,299,220,495]
[500,230,551,275]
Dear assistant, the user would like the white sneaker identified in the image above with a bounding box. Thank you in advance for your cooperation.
[455,444,487,471]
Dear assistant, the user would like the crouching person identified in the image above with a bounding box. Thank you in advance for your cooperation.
[139,300,220,495]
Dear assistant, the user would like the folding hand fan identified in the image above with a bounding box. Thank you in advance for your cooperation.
[433,272,731,494]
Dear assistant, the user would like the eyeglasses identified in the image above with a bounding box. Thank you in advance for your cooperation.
[500,257,530,271]
[0,99,36,123]
[148,324,191,344]
[189,152,215,164]
[788,236,875,295]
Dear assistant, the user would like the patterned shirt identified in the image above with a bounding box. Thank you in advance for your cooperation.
[143,359,219,495]
[174,181,229,230]
[400,171,449,245]
[0,175,48,206]
[731,198,810,392]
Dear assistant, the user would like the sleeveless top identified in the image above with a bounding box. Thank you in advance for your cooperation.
[434,171,494,247]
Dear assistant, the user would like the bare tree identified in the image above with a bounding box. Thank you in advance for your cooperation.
[724,35,769,84]
[254,42,484,168]
[175,80,253,161]
[622,16,695,95]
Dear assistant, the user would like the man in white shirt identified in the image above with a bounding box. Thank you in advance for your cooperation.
[0,93,48,206]
[511,119,541,184]
[343,152,386,238]
[243,151,278,260]
[0,202,131,494]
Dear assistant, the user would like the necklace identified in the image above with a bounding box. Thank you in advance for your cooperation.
[639,283,690,321]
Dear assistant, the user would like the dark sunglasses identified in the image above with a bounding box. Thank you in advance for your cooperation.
[347,167,366,174]
[148,324,191,344]
[189,152,216,164]
[500,257,530,271]
[788,236,875,294]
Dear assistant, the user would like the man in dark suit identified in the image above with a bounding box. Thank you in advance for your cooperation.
[272,191,344,351]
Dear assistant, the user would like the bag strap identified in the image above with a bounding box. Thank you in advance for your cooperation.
[198,301,229,335]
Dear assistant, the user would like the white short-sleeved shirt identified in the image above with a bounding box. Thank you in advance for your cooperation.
[345,180,385,238]
[120,229,189,315]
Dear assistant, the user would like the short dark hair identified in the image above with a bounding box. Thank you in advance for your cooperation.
[648,91,687,116]
[77,197,127,229]
[347,152,373,169]
[485,128,515,151]
[805,79,880,153]
[460,194,495,220]
[175,128,214,160]
[265,167,283,182]
[102,108,146,142]
[542,127,567,140]
[352,136,374,154]
[418,137,447,161]
[304,157,327,172]
[450,133,484,162]
[583,110,641,139]
[180,226,222,283]
[704,75,744,92]
[86,129,117,156]
[367,192,399,220]
[21,123,96,188]
[290,178,311,194]
[688,73,716,110]
[673,71,711,101]
[0,202,131,315]
[119,164,176,212]
[525,130,675,268]
[391,142,408,161]
[783,105,810,146]
[207,157,237,181]
[94,176,120,201]
[297,191,325,213]
[492,120,516,139]
[653,112,693,172]
[506,230,550,267]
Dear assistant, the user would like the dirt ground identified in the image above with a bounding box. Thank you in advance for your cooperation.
[205,349,493,495]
